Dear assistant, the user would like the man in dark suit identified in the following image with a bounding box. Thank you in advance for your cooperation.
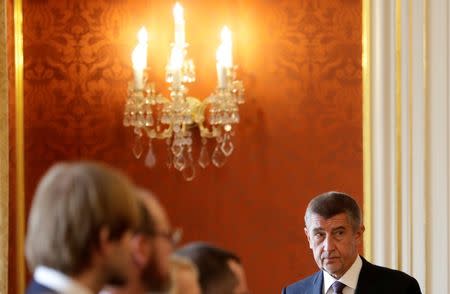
[25,161,140,294]
[282,191,422,294]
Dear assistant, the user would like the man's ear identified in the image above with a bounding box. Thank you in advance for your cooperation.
[354,224,365,244]
[131,234,153,267]
[304,227,313,249]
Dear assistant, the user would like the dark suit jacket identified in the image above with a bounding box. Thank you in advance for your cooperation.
[282,257,422,294]
[26,279,58,294]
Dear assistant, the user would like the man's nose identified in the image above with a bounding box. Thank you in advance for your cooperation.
[323,235,335,251]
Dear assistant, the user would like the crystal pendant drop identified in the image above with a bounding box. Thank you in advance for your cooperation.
[144,141,156,168]
[173,154,186,171]
[198,144,211,168]
[220,134,234,156]
[212,144,227,167]
[133,134,143,159]
[182,152,196,181]
[173,124,181,133]
[171,143,183,157]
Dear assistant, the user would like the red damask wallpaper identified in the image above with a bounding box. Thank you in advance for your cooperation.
[10,0,362,293]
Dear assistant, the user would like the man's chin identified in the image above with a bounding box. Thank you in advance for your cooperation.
[322,262,343,276]
[324,266,344,278]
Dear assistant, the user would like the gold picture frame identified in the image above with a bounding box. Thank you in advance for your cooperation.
[0,0,9,292]
[1,0,25,292]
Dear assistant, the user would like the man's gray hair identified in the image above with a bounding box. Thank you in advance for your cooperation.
[304,191,362,230]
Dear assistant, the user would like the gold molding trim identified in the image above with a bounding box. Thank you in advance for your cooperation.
[395,0,403,270]
[362,0,372,261]
[0,0,9,293]
[14,0,26,292]
[408,0,413,273]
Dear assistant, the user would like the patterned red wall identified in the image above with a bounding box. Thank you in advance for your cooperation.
[14,0,362,293]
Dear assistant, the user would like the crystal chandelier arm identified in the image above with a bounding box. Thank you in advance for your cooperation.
[200,126,222,138]
[185,96,218,138]
[144,127,173,139]
[186,96,204,123]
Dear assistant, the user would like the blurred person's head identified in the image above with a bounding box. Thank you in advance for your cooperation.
[130,189,179,292]
[103,189,178,294]
[175,242,249,294]
[169,255,201,294]
[25,161,140,292]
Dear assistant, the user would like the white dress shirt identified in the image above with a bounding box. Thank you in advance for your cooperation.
[34,266,93,294]
[323,255,363,294]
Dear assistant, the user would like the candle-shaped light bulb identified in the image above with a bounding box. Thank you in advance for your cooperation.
[216,26,233,89]
[132,27,148,70]
[169,46,184,87]
[173,3,184,22]
[137,27,148,44]
[131,27,148,89]
[170,46,183,70]
[220,26,233,67]
[173,2,185,46]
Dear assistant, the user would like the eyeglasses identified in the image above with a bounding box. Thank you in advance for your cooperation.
[154,227,183,246]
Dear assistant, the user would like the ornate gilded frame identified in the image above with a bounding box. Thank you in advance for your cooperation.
[14,0,25,291]
[362,0,372,260]
[1,0,25,292]
[1,0,9,292]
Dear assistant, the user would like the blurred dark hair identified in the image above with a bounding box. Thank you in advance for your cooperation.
[175,242,241,294]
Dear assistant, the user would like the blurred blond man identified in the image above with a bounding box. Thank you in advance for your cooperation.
[25,161,140,294]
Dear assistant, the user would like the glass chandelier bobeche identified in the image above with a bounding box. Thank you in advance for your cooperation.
[123,3,244,181]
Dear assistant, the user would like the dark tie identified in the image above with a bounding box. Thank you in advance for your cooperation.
[332,281,346,294]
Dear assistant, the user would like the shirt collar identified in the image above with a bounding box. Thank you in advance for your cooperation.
[34,266,94,294]
[323,255,363,293]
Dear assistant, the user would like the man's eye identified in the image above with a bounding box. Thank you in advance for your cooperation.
[335,230,345,237]
[314,232,325,239]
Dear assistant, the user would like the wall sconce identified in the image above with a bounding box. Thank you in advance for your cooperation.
[123,2,244,181]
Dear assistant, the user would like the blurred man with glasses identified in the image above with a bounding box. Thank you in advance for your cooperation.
[102,189,181,294]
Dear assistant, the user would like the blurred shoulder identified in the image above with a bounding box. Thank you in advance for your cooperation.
[26,279,57,294]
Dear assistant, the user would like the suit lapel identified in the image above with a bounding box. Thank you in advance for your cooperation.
[312,271,324,294]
